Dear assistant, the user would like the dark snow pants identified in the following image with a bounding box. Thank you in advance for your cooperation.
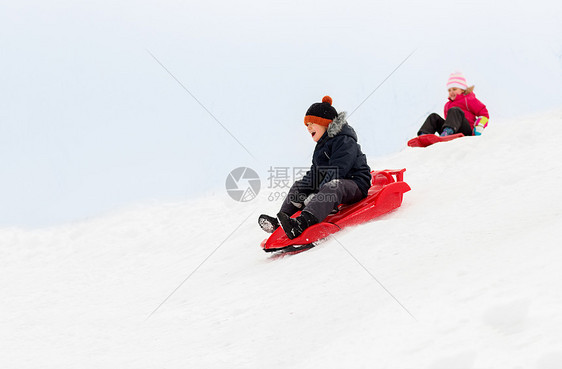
[418,107,473,136]
[280,178,365,222]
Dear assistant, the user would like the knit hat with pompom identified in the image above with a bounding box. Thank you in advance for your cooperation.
[304,96,338,127]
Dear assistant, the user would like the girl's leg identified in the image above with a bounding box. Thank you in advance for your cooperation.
[418,113,445,136]
[444,107,473,136]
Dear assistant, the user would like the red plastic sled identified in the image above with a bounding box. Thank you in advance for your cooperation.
[407,133,464,148]
[261,169,411,253]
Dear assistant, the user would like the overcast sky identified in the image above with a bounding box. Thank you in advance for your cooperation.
[1,0,561,227]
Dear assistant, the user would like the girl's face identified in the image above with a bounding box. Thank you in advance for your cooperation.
[306,122,327,142]
[448,87,465,100]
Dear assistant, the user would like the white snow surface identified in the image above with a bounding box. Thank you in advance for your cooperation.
[2,111,562,368]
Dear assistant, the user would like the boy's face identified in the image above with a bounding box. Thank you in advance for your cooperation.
[306,122,327,142]
[448,87,464,100]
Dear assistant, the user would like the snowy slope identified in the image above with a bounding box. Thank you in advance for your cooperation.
[2,110,562,369]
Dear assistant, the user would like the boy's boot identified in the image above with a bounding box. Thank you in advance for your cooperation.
[277,211,318,240]
[258,214,280,233]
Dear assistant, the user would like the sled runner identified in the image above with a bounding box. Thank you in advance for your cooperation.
[261,169,411,253]
[407,133,464,148]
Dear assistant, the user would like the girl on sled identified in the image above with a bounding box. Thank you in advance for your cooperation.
[417,71,489,137]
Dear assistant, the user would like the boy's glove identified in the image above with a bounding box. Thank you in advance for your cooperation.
[473,116,489,136]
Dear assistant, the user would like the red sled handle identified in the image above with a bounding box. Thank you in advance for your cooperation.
[371,168,406,186]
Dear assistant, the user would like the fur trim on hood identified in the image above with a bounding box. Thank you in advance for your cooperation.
[327,111,347,138]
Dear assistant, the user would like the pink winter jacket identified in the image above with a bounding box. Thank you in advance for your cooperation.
[444,92,489,129]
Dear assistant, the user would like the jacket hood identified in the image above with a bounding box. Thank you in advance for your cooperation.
[327,112,357,140]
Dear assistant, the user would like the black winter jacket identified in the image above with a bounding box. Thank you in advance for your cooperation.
[299,112,371,197]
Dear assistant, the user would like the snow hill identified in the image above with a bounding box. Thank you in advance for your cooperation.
[1,110,562,369]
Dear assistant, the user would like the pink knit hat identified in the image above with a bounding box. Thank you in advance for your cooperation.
[447,71,468,90]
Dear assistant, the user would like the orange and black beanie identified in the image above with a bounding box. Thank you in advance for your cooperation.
[304,96,338,127]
